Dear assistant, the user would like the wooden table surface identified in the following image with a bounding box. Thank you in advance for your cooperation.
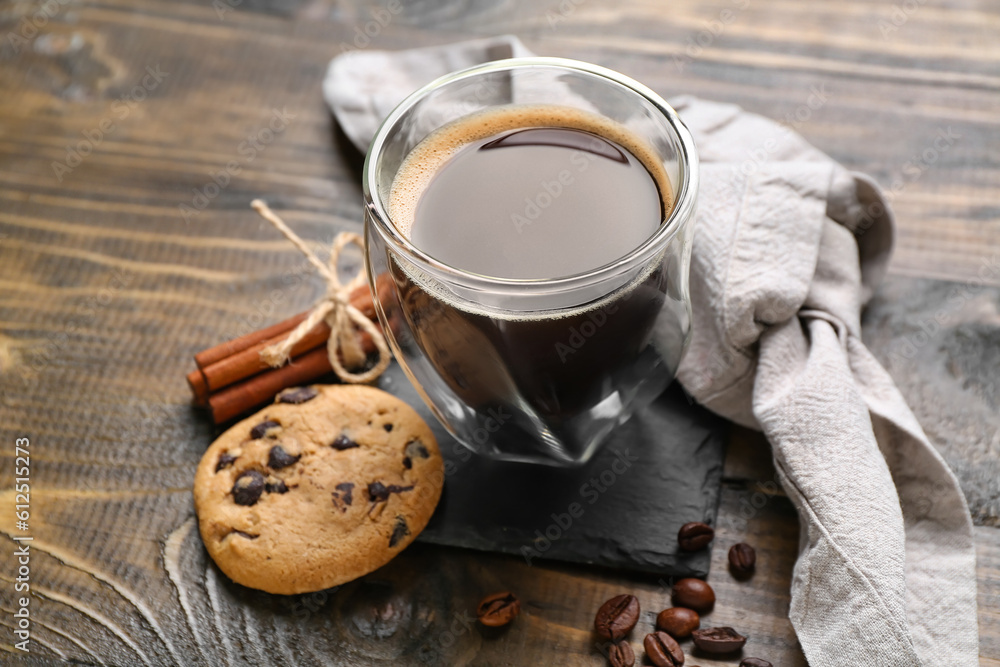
[1,0,998,665]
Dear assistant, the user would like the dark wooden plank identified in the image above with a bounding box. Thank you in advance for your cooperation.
[1,0,998,664]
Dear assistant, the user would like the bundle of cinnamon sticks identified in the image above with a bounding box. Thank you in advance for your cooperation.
[187,284,381,424]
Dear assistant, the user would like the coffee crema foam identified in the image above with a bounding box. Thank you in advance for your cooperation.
[386,105,676,321]
[389,105,674,240]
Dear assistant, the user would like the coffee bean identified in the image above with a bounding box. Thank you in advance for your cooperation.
[740,659,772,667]
[267,445,300,470]
[331,434,359,450]
[608,640,635,667]
[275,386,318,404]
[232,470,265,506]
[388,515,409,548]
[644,631,684,667]
[655,607,699,639]
[215,452,237,472]
[691,626,747,653]
[728,543,756,578]
[476,591,520,627]
[594,594,640,640]
[250,419,280,440]
[671,578,715,613]
[677,521,714,551]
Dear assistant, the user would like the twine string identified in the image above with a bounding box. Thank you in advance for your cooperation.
[251,199,391,384]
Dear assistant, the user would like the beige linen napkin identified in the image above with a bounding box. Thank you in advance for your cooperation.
[324,36,978,666]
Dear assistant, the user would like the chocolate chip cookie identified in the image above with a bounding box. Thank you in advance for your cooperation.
[193,384,444,595]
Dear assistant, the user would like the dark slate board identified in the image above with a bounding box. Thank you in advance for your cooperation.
[376,365,728,578]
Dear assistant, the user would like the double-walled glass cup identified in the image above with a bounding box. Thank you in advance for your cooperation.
[363,58,698,466]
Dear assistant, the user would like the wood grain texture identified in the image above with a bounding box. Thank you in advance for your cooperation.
[0,0,998,664]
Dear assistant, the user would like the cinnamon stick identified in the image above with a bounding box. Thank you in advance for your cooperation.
[202,322,332,393]
[208,347,333,424]
[190,278,391,423]
[194,284,376,393]
[195,312,309,369]
[187,369,209,406]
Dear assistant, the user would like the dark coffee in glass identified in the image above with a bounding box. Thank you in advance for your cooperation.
[364,60,699,465]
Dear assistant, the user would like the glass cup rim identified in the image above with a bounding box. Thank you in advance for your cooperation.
[363,56,699,295]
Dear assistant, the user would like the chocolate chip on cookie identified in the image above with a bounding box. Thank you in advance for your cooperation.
[276,386,319,404]
[332,482,354,512]
[268,444,299,469]
[232,470,265,506]
[405,439,430,460]
[215,452,237,472]
[389,516,410,548]
[367,481,414,503]
[331,434,359,450]
[250,419,281,440]
[265,476,288,494]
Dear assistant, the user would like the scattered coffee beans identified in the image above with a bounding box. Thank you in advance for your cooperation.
[655,607,699,639]
[594,594,640,640]
[644,631,684,667]
[677,521,714,551]
[476,591,520,627]
[608,640,635,667]
[671,578,715,613]
[729,542,757,578]
[692,626,747,653]
[740,659,772,667]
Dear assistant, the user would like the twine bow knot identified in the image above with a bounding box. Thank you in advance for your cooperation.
[251,199,390,384]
